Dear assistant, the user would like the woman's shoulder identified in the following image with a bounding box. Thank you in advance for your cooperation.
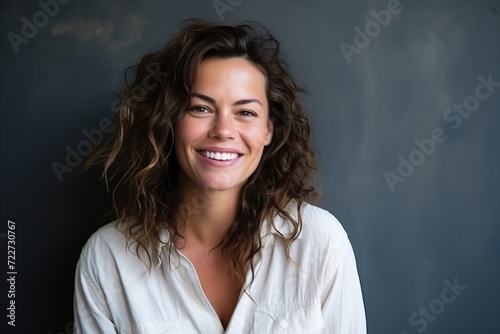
[298,202,351,249]
[75,221,156,300]
[81,221,126,253]
[301,202,347,232]
[271,202,348,242]
[77,221,135,271]
[78,220,166,272]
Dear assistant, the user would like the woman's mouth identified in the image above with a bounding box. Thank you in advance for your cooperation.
[198,151,240,161]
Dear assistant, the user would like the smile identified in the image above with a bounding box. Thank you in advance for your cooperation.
[199,151,240,161]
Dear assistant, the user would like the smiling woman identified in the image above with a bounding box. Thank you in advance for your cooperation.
[74,19,366,333]
[175,57,273,194]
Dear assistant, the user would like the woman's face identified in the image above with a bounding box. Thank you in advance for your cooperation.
[174,57,273,195]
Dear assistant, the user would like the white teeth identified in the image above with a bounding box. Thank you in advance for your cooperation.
[201,151,239,161]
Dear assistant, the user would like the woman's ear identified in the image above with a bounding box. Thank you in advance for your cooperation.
[264,119,273,146]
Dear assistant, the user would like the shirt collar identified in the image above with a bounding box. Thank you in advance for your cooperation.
[157,203,303,266]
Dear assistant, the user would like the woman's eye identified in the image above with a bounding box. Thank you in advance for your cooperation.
[239,110,257,117]
[191,106,210,113]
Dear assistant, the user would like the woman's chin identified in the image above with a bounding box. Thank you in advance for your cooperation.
[201,182,240,193]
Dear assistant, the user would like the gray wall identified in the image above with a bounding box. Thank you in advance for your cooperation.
[1,0,499,333]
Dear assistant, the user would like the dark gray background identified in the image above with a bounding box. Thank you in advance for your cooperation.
[1,0,499,333]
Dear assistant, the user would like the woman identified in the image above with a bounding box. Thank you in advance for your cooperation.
[74,20,366,333]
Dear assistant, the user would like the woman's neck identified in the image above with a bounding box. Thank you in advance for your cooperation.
[177,180,240,249]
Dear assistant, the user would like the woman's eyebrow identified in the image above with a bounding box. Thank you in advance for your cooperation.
[191,92,216,104]
[191,92,263,107]
[233,98,263,107]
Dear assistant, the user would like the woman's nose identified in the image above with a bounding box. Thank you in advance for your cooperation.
[208,111,236,140]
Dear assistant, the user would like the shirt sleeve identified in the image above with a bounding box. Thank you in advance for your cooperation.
[74,259,117,333]
[320,235,366,333]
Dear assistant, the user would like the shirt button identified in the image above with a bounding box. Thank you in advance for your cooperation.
[279,320,288,328]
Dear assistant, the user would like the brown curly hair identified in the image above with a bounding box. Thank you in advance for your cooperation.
[89,19,318,286]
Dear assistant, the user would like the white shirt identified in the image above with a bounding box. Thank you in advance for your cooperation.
[74,203,366,333]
